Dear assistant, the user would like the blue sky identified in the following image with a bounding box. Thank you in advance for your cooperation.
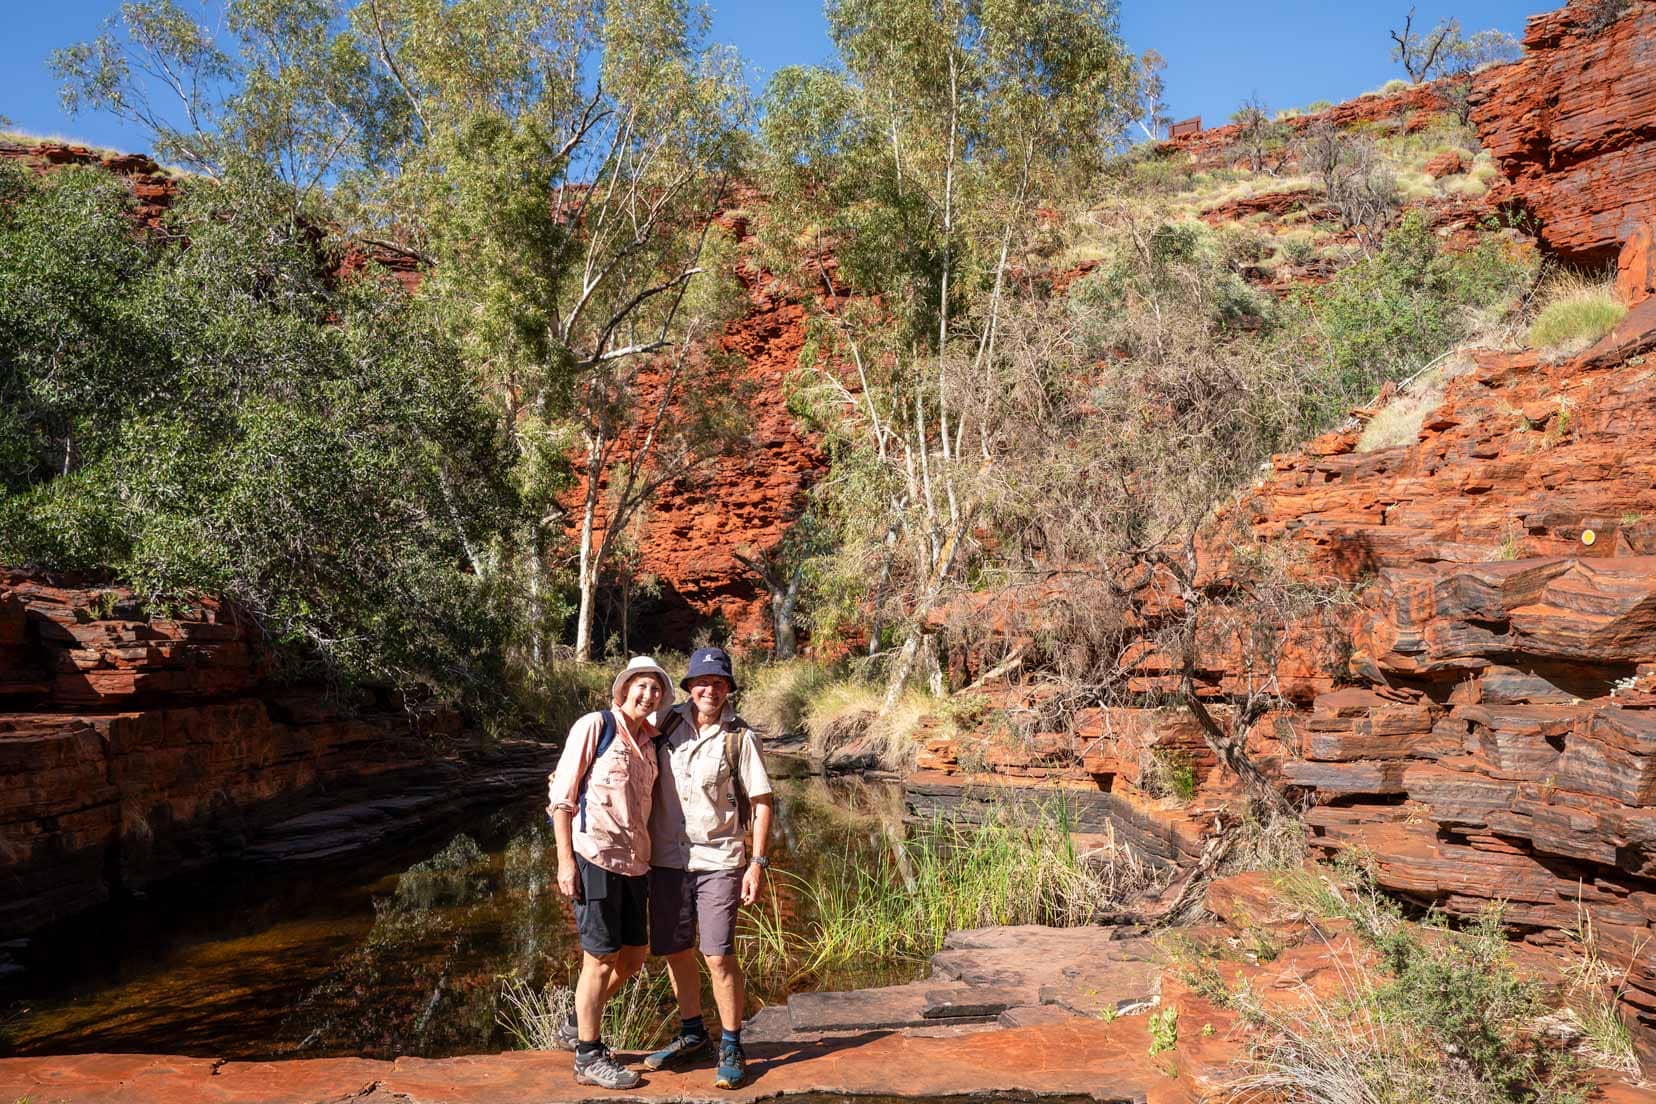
[2,0,1546,156]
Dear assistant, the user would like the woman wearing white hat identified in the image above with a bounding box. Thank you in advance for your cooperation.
[545,655,675,1089]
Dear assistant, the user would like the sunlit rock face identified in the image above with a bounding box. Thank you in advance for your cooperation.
[1471,0,1656,267]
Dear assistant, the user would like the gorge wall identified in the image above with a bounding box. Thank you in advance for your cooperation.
[922,0,1656,1070]
[0,574,543,942]
[1472,0,1656,265]
[0,139,821,656]
[567,214,828,654]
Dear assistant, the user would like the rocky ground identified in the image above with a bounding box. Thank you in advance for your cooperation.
[6,876,1653,1103]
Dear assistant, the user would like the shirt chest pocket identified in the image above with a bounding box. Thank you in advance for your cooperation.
[597,747,632,793]
[691,744,728,795]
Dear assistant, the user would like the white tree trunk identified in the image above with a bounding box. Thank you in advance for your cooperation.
[574,445,603,662]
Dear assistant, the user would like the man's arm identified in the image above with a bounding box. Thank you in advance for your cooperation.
[740,794,774,906]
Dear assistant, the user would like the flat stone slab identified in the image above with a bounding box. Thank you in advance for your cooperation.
[0,1017,1177,1104]
[784,926,1160,1040]
[920,984,1027,1019]
[1039,957,1161,1016]
[929,925,1160,1015]
[786,980,994,1032]
[998,1003,1082,1028]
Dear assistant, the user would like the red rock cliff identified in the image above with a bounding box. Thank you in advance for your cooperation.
[0,574,540,941]
[565,216,828,654]
[1471,0,1656,265]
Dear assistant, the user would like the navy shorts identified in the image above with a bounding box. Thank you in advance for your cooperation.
[574,855,649,956]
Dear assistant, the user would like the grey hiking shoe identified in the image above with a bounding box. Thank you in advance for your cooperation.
[552,1014,578,1052]
[713,1040,746,1089]
[574,1044,641,1089]
[643,1031,711,1070]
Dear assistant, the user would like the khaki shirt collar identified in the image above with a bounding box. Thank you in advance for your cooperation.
[664,700,735,744]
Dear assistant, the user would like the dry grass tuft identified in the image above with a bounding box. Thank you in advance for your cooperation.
[1526,272,1626,356]
[743,659,835,737]
[1356,355,1473,453]
[802,678,935,770]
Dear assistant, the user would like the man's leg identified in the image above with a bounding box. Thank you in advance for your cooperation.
[644,867,712,1070]
[696,869,748,1089]
[704,953,745,1033]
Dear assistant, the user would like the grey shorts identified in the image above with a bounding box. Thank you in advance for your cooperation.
[648,865,742,956]
[575,855,649,956]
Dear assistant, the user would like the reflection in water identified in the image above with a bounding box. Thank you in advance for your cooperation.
[0,774,909,1060]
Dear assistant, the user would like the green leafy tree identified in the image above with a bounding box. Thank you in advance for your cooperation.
[56,0,756,662]
[761,0,1135,700]
[0,163,518,705]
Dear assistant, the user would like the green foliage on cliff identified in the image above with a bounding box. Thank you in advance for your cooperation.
[1315,209,1532,406]
[0,163,519,705]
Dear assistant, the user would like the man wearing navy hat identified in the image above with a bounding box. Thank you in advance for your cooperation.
[643,646,774,1089]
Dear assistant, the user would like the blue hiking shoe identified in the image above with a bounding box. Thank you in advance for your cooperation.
[713,1040,746,1089]
[643,1030,711,1071]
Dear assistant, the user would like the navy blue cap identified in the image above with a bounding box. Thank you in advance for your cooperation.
[681,646,737,691]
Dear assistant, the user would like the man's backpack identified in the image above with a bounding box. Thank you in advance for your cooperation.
[725,726,752,829]
[660,707,751,828]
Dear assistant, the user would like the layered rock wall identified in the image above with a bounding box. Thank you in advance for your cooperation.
[0,574,532,940]
[1252,305,1656,1064]
[1471,0,1656,265]
[566,217,828,653]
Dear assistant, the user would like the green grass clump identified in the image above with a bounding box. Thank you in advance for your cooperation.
[1148,1005,1178,1055]
[1527,277,1626,355]
[743,802,1163,989]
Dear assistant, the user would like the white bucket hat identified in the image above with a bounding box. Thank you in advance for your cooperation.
[611,655,675,708]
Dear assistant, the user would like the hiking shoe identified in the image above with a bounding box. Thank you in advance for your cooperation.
[552,1014,578,1052]
[713,1040,746,1089]
[574,1045,641,1090]
[643,1031,712,1071]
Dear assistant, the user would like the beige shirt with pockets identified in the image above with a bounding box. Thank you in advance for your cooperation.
[649,701,772,872]
[547,708,658,876]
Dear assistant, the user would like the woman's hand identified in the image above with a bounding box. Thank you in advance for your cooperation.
[558,859,580,901]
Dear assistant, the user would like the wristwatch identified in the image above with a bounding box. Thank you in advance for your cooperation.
[749,855,770,869]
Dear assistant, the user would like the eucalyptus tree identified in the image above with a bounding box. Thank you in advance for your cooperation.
[0,163,518,706]
[56,0,753,662]
[760,0,1136,700]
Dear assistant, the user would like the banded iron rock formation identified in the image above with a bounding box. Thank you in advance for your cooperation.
[562,211,828,652]
[0,574,545,940]
[924,273,1656,1074]
[0,142,822,655]
[917,0,1656,1070]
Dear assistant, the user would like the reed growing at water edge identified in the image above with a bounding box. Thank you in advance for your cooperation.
[740,800,1166,987]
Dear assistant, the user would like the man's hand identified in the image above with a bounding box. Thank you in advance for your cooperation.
[741,861,765,906]
[558,859,581,901]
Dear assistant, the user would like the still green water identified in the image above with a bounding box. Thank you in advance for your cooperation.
[0,774,910,1060]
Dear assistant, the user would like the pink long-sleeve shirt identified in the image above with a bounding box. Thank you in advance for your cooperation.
[547,708,658,876]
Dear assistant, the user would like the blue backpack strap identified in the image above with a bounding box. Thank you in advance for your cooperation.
[576,708,617,832]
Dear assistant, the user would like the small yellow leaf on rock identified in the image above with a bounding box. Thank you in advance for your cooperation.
[1582,529,1597,546]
